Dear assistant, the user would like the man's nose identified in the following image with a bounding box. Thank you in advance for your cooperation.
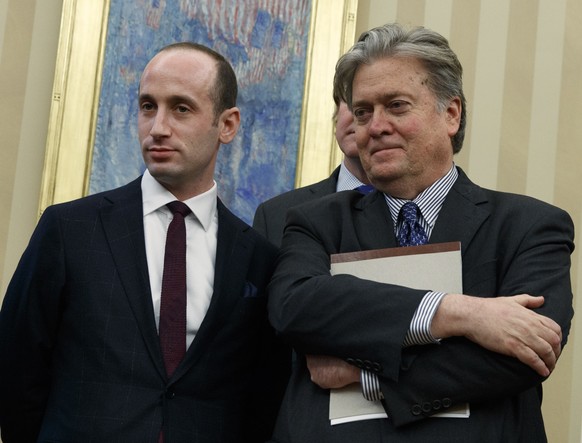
[150,109,171,137]
[368,108,395,137]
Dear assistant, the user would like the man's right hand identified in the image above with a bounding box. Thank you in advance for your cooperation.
[431,294,562,377]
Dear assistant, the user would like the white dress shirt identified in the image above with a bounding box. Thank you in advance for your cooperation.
[336,161,367,192]
[141,170,218,349]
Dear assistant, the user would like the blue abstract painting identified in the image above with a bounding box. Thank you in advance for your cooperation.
[90,0,311,224]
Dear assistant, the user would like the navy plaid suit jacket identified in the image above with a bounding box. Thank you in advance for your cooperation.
[0,177,289,443]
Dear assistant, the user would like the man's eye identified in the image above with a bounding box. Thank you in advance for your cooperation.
[390,101,409,112]
[353,108,371,123]
[176,105,189,113]
[141,103,154,111]
[353,108,367,118]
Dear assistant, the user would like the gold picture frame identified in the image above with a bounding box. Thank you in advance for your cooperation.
[39,0,358,215]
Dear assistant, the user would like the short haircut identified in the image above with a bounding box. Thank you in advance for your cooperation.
[158,42,238,122]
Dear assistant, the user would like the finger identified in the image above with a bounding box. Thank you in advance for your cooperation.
[539,316,562,337]
[514,345,551,377]
[512,294,545,309]
[533,318,562,360]
[523,329,559,374]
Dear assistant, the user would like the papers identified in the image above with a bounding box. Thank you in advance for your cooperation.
[328,242,469,425]
[433,402,470,418]
[329,383,387,425]
[330,242,462,293]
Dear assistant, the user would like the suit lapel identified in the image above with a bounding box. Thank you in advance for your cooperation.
[429,168,490,255]
[354,168,490,254]
[173,200,253,378]
[355,192,399,250]
[99,178,166,378]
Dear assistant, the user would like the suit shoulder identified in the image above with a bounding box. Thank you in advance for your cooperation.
[291,189,364,211]
[218,201,278,253]
[41,179,141,218]
[454,170,571,220]
[256,187,321,213]
[482,187,570,218]
[256,175,337,212]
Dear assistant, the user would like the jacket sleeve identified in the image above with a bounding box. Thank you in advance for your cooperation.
[268,200,428,383]
[268,196,574,428]
[380,203,575,427]
[0,206,66,442]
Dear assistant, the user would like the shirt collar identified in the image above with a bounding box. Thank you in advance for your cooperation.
[384,164,458,229]
[141,169,217,231]
[336,161,367,192]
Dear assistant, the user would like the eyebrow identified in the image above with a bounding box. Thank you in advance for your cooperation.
[138,93,198,109]
[352,92,412,107]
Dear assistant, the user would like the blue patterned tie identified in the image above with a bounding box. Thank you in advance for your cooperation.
[397,202,428,246]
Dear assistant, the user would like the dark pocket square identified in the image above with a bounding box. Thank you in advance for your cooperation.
[242,281,260,298]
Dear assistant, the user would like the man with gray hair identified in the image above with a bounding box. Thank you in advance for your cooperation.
[267,23,574,442]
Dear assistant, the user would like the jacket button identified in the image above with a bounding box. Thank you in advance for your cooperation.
[432,400,442,410]
[165,390,175,399]
[422,402,432,413]
[442,398,452,408]
[372,362,382,372]
[411,404,422,416]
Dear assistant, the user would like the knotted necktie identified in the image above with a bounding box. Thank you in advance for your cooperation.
[355,184,375,194]
[397,201,428,247]
[159,201,191,378]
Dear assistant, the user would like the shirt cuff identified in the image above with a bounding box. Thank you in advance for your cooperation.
[361,370,384,401]
[403,291,446,347]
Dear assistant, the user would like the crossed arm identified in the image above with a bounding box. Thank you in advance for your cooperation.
[268,198,574,420]
[306,293,562,389]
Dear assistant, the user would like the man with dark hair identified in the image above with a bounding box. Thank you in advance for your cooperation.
[0,42,288,443]
[267,23,574,442]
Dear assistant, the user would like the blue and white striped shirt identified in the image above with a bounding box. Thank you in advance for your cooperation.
[361,165,459,401]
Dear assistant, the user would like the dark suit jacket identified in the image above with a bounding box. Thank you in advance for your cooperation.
[0,177,289,443]
[253,167,339,246]
[267,168,574,443]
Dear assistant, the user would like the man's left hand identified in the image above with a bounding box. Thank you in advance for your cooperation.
[306,354,361,389]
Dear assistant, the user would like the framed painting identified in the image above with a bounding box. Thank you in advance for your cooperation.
[40,0,358,224]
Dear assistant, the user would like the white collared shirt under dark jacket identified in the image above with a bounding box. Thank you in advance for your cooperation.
[0,172,290,443]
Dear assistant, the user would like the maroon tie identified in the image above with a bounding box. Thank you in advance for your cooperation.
[159,201,191,378]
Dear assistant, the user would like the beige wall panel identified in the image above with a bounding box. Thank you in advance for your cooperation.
[0,0,34,295]
[2,0,62,296]
[355,0,397,35]
[395,0,425,26]
[448,0,482,171]
[497,0,538,195]
[466,0,510,188]
[0,0,8,52]
[525,0,566,202]
[424,0,453,38]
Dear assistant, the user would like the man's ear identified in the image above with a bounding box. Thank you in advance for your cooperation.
[446,97,462,137]
[218,107,240,144]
